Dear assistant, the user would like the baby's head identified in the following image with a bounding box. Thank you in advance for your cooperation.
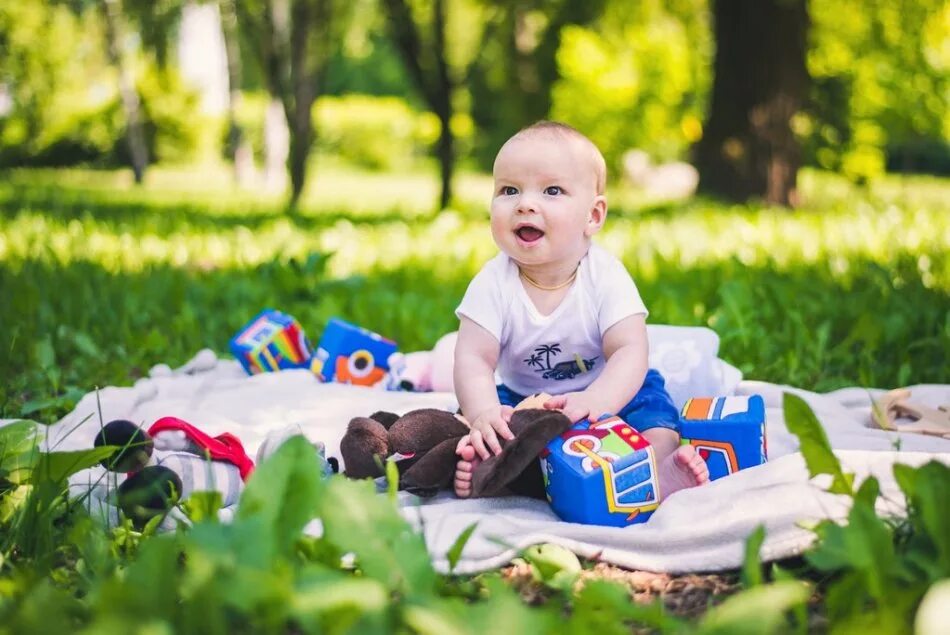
[490,121,608,270]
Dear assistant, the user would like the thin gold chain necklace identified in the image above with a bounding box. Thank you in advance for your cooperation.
[519,265,579,291]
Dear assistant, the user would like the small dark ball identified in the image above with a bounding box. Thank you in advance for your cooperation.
[95,419,153,472]
[117,465,182,528]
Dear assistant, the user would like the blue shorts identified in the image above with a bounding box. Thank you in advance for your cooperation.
[496,368,680,434]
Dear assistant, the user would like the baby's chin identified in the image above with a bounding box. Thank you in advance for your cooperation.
[500,241,590,263]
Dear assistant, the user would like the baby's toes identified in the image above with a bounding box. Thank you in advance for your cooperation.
[689,454,710,484]
[458,444,476,461]
[454,471,473,498]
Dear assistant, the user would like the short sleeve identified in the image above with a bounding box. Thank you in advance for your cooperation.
[597,256,648,334]
[455,257,507,342]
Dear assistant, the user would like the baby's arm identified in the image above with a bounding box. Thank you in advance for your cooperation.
[545,314,649,422]
[454,316,514,458]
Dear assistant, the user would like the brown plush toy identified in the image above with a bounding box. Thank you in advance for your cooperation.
[340,404,572,498]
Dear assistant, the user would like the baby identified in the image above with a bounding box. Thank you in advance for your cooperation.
[453,121,709,499]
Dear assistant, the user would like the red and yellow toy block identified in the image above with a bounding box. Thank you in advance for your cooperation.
[229,309,313,375]
[680,395,767,481]
[541,415,661,527]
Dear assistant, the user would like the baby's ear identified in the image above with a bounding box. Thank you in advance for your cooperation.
[585,195,607,236]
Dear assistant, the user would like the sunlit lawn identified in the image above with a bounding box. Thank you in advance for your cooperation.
[1,162,948,421]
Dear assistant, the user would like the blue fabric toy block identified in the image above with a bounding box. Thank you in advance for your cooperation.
[541,395,767,527]
[311,318,398,387]
[680,395,767,481]
[540,416,660,527]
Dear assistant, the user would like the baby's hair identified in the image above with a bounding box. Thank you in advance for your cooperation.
[507,120,607,194]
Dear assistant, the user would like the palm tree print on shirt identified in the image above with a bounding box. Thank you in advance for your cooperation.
[523,343,598,381]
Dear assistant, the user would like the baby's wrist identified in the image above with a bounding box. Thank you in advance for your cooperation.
[469,404,499,422]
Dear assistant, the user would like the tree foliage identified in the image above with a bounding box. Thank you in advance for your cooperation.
[467,0,606,168]
[802,0,950,181]
[1,0,947,191]
[549,0,709,175]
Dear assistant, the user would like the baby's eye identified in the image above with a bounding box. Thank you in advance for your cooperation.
[500,186,518,196]
[544,186,563,195]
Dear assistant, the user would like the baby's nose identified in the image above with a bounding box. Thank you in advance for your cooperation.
[516,194,539,213]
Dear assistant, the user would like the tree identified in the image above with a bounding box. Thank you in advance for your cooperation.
[238,0,344,210]
[218,0,255,185]
[102,0,149,183]
[692,0,809,206]
[380,0,457,209]
[468,0,605,168]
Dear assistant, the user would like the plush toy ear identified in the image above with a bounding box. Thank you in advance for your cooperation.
[368,411,400,430]
[340,417,390,479]
[400,437,460,497]
[387,409,469,455]
[470,409,571,498]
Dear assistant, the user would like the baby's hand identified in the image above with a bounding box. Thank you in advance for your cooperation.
[544,392,610,424]
[458,405,515,460]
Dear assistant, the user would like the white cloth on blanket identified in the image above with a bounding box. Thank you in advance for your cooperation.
[11,350,950,574]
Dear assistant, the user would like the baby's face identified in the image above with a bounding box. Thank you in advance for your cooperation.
[490,134,605,270]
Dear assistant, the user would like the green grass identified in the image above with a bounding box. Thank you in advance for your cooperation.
[1,164,948,632]
[1,164,947,421]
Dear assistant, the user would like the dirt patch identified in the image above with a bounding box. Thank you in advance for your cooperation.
[501,561,741,618]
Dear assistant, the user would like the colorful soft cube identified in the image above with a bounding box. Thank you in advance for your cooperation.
[311,318,398,387]
[541,416,660,527]
[680,395,767,481]
[229,309,313,375]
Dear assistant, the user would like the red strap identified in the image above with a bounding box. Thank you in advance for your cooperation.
[148,417,255,481]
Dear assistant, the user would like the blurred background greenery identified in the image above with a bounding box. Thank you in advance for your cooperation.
[0,3,949,630]
[0,0,948,419]
[2,0,947,195]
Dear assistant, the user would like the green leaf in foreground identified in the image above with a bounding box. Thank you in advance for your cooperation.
[182,490,223,524]
[386,455,399,502]
[0,420,41,485]
[34,447,118,483]
[697,580,810,635]
[292,568,391,634]
[740,525,766,588]
[317,476,437,595]
[783,393,854,495]
[567,579,684,634]
[446,521,478,573]
[893,461,950,578]
[237,434,324,557]
[806,477,896,601]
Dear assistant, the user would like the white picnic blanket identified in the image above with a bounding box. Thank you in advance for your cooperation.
[21,349,950,574]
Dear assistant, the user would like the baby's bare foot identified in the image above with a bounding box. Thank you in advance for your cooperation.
[454,444,483,498]
[657,444,709,501]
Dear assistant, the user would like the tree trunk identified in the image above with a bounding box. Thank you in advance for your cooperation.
[435,115,454,209]
[692,0,809,207]
[102,0,148,184]
[218,0,255,186]
[432,0,453,208]
[381,0,455,210]
[284,0,322,211]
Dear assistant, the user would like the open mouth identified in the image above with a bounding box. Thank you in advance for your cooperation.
[515,226,545,243]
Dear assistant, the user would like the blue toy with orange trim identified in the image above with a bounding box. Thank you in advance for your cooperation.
[311,318,398,387]
[230,309,313,375]
[541,395,766,527]
[541,415,661,526]
[680,395,767,481]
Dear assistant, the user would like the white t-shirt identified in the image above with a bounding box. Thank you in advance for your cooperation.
[455,243,648,396]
